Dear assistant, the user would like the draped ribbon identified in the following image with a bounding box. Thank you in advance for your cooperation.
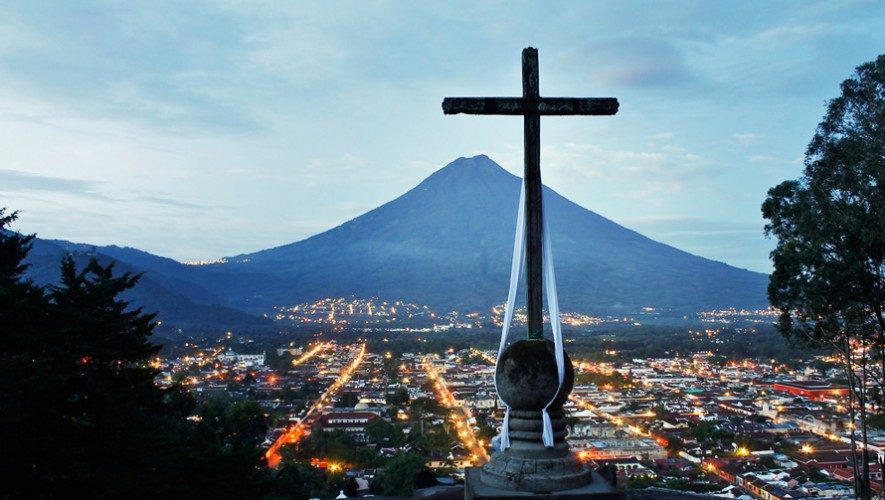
[494,180,565,450]
[540,205,564,447]
[493,180,526,450]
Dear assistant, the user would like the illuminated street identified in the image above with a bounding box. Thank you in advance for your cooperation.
[423,355,489,465]
[266,343,367,468]
[291,341,332,367]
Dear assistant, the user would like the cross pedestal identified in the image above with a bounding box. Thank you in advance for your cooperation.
[463,341,618,497]
[465,467,620,500]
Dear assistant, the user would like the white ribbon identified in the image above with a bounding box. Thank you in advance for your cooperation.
[540,202,565,447]
[494,181,566,450]
[494,180,526,450]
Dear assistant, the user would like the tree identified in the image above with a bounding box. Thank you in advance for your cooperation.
[47,256,171,496]
[336,391,359,408]
[270,462,326,500]
[408,396,445,437]
[665,436,684,454]
[0,210,57,495]
[366,417,405,447]
[386,387,410,405]
[762,54,885,500]
[0,210,270,497]
[372,453,427,496]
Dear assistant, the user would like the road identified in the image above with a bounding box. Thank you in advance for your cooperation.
[423,355,490,465]
[291,341,333,367]
[266,343,366,468]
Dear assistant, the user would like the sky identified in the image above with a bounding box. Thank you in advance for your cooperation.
[1,1,883,273]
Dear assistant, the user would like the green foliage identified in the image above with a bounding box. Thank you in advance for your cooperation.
[196,398,268,451]
[762,55,884,500]
[666,436,684,453]
[867,413,885,429]
[288,430,378,467]
[459,351,489,364]
[687,421,733,443]
[269,462,327,500]
[366,417,406,447]
[410,395,445,417]
[626,476,722,494]
[650,404,672,420]
[659,477,722,493]
[336,391,359,407]
[574,370,632,389]
[373,453,427,496]
[626,475,659,490]
[386,387,410,405]
[762,54,885,349]
[808,466,830,483]
[477,420,497,441]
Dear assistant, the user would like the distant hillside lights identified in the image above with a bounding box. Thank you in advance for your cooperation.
[182,257,252,266]
[271,297,481,331]
[183,257,229,266]
[698,307,779,324]
[268,296,773,330]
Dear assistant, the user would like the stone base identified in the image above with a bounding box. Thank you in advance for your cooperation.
[479,408,592,493]
[465,467,620,499]
[479,446,592,492]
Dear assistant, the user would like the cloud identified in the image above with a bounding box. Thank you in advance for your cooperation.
[647,132,674,141]
[136,195,209,210]
[0,169,211,212]
[299,154,372,187]
[0,169,105,197]
[568,37,698,89]
[750,22,832,44]
[733,132,763,144]
[535,141,717,206]
[0,3,263,133]
[546,142,715,182]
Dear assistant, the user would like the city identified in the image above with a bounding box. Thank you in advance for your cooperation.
[155,320,883,499]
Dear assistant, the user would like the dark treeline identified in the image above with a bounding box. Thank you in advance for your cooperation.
[0,210,293,499]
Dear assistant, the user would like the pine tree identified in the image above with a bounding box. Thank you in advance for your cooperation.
[0,209,59,495]
[46,256,169,496]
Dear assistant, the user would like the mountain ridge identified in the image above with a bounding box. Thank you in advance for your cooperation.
[21,236,270,330]
[213,155,768,314]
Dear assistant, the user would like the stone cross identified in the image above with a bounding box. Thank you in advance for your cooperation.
[443,47,618,340]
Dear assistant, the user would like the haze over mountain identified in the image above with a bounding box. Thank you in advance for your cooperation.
[18,155,769,325]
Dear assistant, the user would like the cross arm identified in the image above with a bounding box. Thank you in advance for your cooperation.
[442,97,619,116]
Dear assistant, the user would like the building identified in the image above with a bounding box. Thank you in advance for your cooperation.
[771,381,848,400]
[216,349,266,367]
[316,412,379,442]
[580,438,667,461]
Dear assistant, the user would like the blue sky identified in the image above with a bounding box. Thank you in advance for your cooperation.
[1,1,882,272]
